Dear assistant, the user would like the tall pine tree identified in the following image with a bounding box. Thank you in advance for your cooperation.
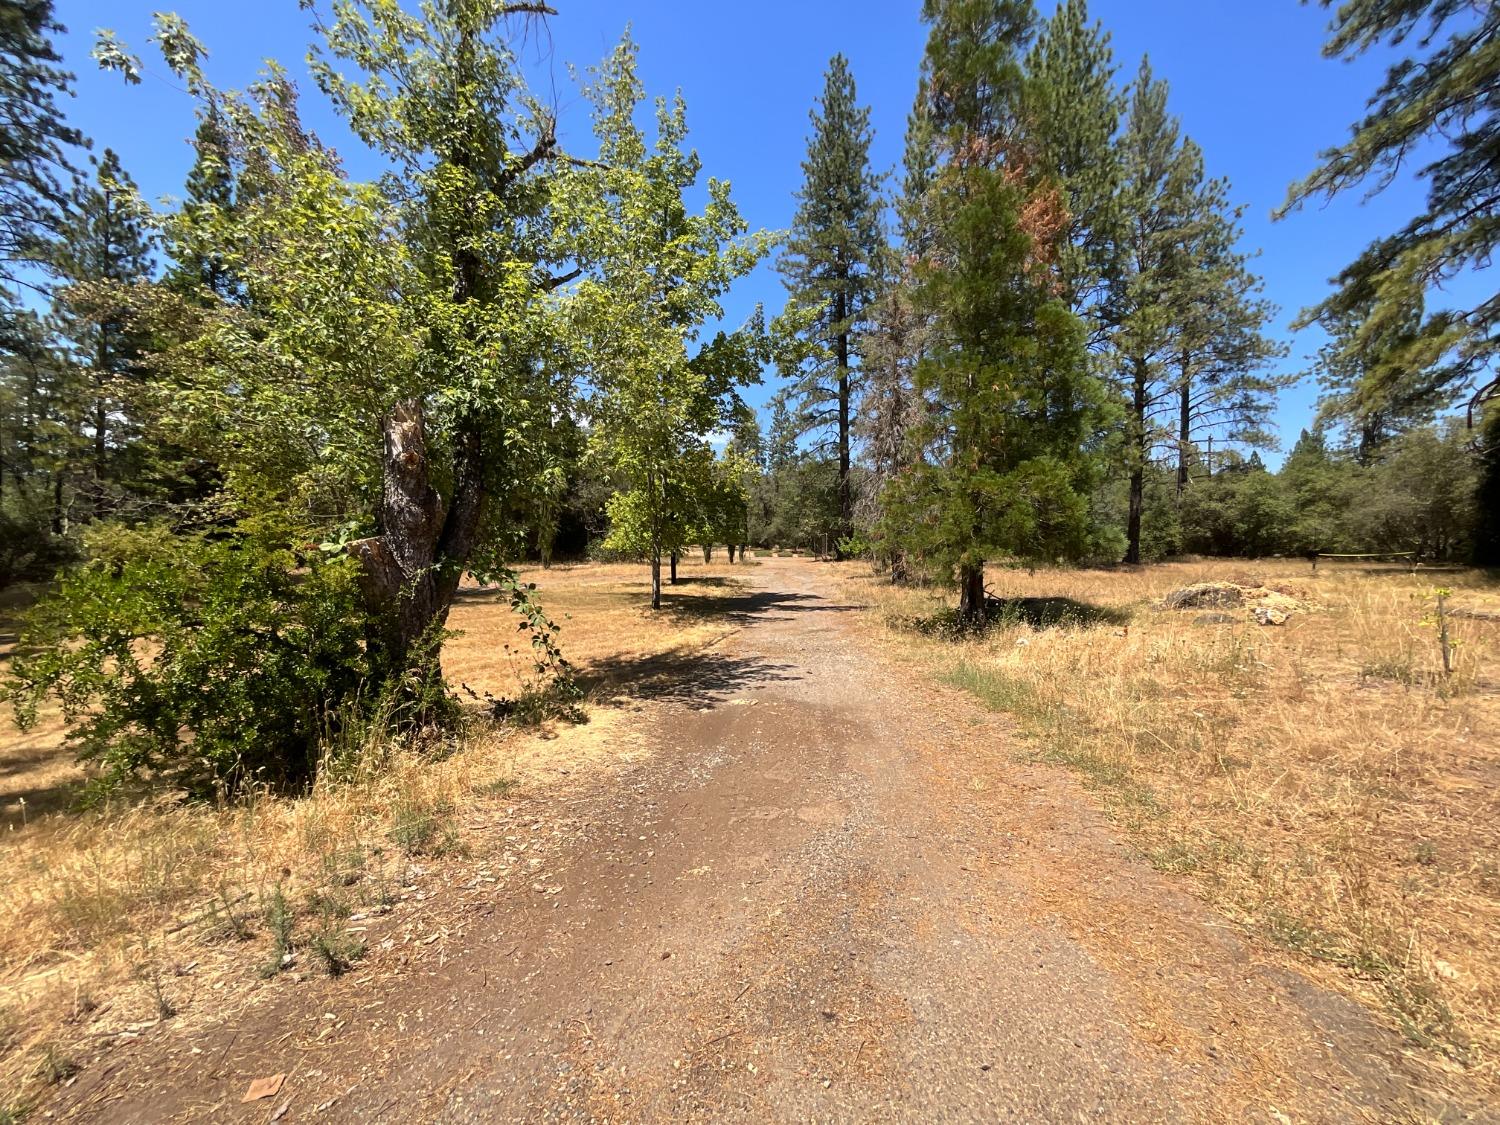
[0,0,83,342]
[49,148,154,521]
[1166,146,1286,498]
[1023,0,1124,331]
[892,0,1103,625]
[778,54,885,554]
[1114,58,1195,563]
[1280,1,1498,561]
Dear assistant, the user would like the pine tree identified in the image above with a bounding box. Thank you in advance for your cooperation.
[1023,0,1124,327]
[1114,58,1196,564]
[1282,1,1496,398]
[1167,149,1287,497]
[49,149,154,520]
[1113,61,1282,560]
[0,0,83,339]
[168,107,239,303]
[1313,299,1439,465]
[1280,1,1498,561]
[778,55,885,554]
[894,0,1103,625]
[860,79,945,584]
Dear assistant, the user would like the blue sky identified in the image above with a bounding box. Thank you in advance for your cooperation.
[48,1,1467,464]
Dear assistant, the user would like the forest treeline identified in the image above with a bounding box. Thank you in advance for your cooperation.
[0,0,1494,790]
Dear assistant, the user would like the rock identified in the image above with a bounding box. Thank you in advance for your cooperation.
[1163,582,1244,610]
[1193,612,1238,625]
[1253,605,1289,626]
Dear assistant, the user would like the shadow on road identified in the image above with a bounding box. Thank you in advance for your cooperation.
[576,647,799,708]
[658,588,863,627]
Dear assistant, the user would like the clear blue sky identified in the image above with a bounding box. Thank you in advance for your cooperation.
[48,1,1468,464]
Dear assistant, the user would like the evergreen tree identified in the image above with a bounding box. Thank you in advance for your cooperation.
[858,89,939,583]
[49,149,154,520]
[1281,1,1497,398]
[1113,58,1196,564]
[1280,1,1498,560]
[0,0,83,339]
[1167,151,1287,496]
[778,55,885,554]
[168,107,239,303]
[893,0,1103,625]
[1023,0,1124,329]
[1113,61,1282,559]
[1313,299,1439,464]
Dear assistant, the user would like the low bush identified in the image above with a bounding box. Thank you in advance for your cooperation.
[3,522,371,796]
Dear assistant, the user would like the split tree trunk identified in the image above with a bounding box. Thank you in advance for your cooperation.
[702,543,713,563]
[650,551,662,610]
[669,551,679,585]
[352,399,486,681]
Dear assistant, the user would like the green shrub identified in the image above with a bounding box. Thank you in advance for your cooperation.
[3,523,371,796]
[0,511,78,586]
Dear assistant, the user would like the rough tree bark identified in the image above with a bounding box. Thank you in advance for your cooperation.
[835,287,852,559]
[1176,354,1190,498]
[956,562,986,628]
[351,399,487,679]
[1124,358,1148,565]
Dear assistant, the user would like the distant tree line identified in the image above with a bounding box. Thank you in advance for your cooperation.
[748,0,1495,608]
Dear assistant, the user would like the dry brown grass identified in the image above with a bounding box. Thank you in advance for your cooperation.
[836,557,1500,1078]
[0,555,753,1114]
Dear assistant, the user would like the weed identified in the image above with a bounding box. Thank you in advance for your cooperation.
[307,922,364,977]
[478,775,517,797]
[135,959,176,1021]
[259,883,294,978]
[387,797,460,857]
[32,1044,77,1086]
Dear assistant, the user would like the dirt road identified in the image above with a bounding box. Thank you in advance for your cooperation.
[59,559,1480,1121]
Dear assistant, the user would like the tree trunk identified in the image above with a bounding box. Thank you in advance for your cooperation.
[702,543,712,563]
[650,550,662,610]
[669,551,679,584]
[957,562,986,628]
[351,399,486,683]
[891,549,911,586]
[1124,358,1148,565]
[835,289,852,559]
[1176,355,1191,498]
[51,471,65,535]
[727,544,736,563]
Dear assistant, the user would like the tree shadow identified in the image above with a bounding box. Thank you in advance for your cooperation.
[658,588,863,627]
[2,773,91,822]
[575,646,800,709]
[898,595,1130,636]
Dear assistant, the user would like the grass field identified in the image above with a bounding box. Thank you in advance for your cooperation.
[0,557,755,1112]
[836,557,1500,1074]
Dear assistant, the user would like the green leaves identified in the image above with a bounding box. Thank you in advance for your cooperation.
[568,33,774,597]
